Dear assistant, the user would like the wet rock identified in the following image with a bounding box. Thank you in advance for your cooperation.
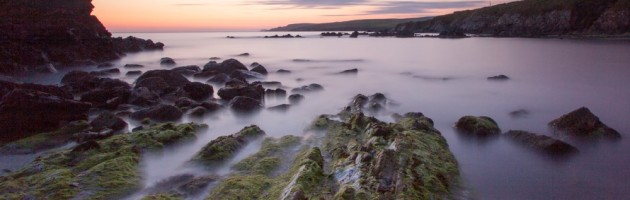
[183,82,214,101]
[160,57,176,65]
[206,74,231,85]
[337,68,358,74]
[265,88,287,99]
[126,70,142,76]
[72,140,101,152]
[200,102,222,113]
[112,36,164,52]
[0,89,91,143]
[488,75,510,81]
[174,97,198,109]
[74,128,115,142]
[455,116,501,137]
[0,80,72,99]
[189,106,208,117]
[255,81,282,88]
[134,77,170,95]
[130,104,183,122]
[209,57,221,60]
[505,130,579,155]
[549,107,621,139]
[172,65,201,76]
[277,69,291,74]
[204,59,248,75]
[90,112,127,132]
[80,86,130,109]
[229,96,263,112]
[136,70,191,89]
[288,94,305,105]
[291,83,324,94]
[90,68,120,76]
[250,63,268,75]
[218,83,265,101]
[345,93,389,114]
[124,64,144,69]
[268,104,290,112]
[129,87,160,107]
[192,125,266,164]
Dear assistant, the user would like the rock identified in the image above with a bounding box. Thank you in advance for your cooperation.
[80,86,130,109]
[438,30,468,38]
[136,70,191,89]
[126,70,142,76]
[237,53,250,57]
[217,83,265,101]
[336,68,358,74]
[189,106,208,117]
[209,57,221,60]
[0,89,91,143]
[111,36,164,52]
[183,82,214,101]
[0,80,72,99]
[192,125,266,164]
[229,96,263,112]
[124,64,144,69]
[549,107,621,139]
[488,75,510,81]
[230,70,265,80]
[206,74,231,85]
[254,81,282,88]
[129,87,160,107]
[455,116,501,137]
[350,31,359,38]
[277,69,291,74]
[204,59,248,75]
[250,63,268,75]
[510,109,530,118]
[72,140,101,152]
[130,104,183,122]
[265,88,287,99]
[175,97,199,109]
[268,104,290,112]
[200,102,222,113]
[288,94,305,105]
[97,63,114,68]
[134,77,170,95]
[505,130,579,155]
[160,57,176,65]
[61,70,100,93]
[172,65,201,76]
[178,176,218,195]
[291,84,324,94]
[90,68,120,76]
[90,112,127,132]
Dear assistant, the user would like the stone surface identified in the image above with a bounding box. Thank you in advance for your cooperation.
[549,107,621,139]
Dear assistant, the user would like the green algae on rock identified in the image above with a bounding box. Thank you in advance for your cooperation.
[0,120,90,154]
[0,123,204,200]
[455,115,501,137]
[192,125,266,166]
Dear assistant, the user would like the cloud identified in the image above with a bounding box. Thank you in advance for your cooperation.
[365,1,486,15]
[250,0,487,15]
[173,3,207,6]
[252,0,368,8]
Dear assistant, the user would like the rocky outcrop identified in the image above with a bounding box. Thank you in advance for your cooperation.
[191,125,266,166]
[395,0,630,37]
[549,107,621,140]
[455,116,501,137]
[505,130,579,155]
[0,0,163,74]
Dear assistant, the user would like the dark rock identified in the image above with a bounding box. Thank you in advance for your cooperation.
[136,70,190,89]
[80,86,130,109]
[510,109,530,118]
[60,70,100,93]
[183,82,214,101]
[189,106,208,117]
[90,112,127,132]
[90,68,120,76]
[277,69,291,74]
[265,88,287,99]
[336,68,358,75]
[250,63,268,75]
[132,126,144,132]
[0,89,91,143]
[175,97,199,109]
[237,53,250,57]
[438,30,468,38]
[291,83,324,94]
[254,81,282,88]
[74,128,115,143]
[505,130,579,155]
[204,59,248,75]
[372,149,398,192]
[126,70,142,76]
[0,80,72,99]
[124,64,144,69]
[268,104,290,112]
[288,94,305,105]
[192,125,266,164]
[488,75,510,81]
[160,57,176,65]
[129,87,160,107]
[72,141,101,152]
[111,36,164,52]
[218,83,265,101]
[230,70,265,80]
[134,77,170,95]
[549,107,621,139]
[206,74,231,85]
[97,63,114,68]
[224,79,248,87]
[229,96,263,112]
[350,31,360,38]
[200,102,222,113]
[172,65,201,76]
[202,61,220,71]
[209,57,221,60]
[130,104,183,122]
[455,116,501,137]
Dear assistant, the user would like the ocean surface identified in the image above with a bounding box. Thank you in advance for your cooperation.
[13,32,630,199]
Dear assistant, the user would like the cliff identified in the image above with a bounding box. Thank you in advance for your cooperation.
[395,0,630,37]
[267,17,430,32]
[0,0,163,74]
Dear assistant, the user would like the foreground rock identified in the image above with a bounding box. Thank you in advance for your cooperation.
[0,0,163,74]
[549,107,621,140]
[455,116,501,137]
[0,123,203,199]
[191,125,266,166]
[505,130,579,155]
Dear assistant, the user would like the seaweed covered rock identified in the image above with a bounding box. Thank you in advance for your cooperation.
[0,123,203,199]
[192,125,266,166]
[505,130,579,155]
[0,120,90,154]
[342,93,389,115]
[455,116,501,137]
[549,107,621,140]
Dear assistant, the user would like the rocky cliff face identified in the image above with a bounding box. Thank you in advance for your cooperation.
[395,0,630,37]
[0,0,163,74]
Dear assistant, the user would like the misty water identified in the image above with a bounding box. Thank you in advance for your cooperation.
[14,32,630,199]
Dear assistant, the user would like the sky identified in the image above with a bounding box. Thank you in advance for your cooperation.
[93,0,517,32]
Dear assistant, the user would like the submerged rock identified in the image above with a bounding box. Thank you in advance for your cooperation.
[250,62,268,75]
[160,57,176,65]
[291,83,324,94]
[192,125,266,165]
[336,68,359,75]
[229,96,263,113]
[288,94,305,105]
[549,107,621,139]
[505,130,579,155]
[455,116,501,137]
[218,83,265,101]
[488,75,510,81]
[183,82,214,101]
[126,70,143,76]
[268,104,291,112]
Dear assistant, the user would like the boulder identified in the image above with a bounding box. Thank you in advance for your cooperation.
[350,31,359,38]
[265,88,287,99]
[175,97,199,109]
[183,82,214,101]
[90,112,128,132]
[237,53,250,57]
[160,57,176,65]
[203,59,248,75]
[218,84,265,101]
[200,102,222,113]
[134,77,170,95]
[288,94,305,105]
[250,63,268,75]
[80,86,131,109]
[129,87,160,107]
[126,70,143,76]
[172,65,201,76]
[192,125,266,164]
[60,70,101,93]
[455,116,501,137]
[277,69,291,74]
[0,89,91,142]
[111,36,164,52]
[189,106,208,117]
[230,70,265,80]
[254,81,282,88]
[336,68,358,75]
[206,74,231,85]
[505,130,579,155]
[135,70,191,89]
[549,107,621,139]
[488,75,510,81]
[291,83,324,94]
[229,96,263,112]
[130,104,183,122]
[124,64,144,69]
[90,68,120,76]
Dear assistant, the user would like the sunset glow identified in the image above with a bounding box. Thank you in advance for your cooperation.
[92,0,515,32]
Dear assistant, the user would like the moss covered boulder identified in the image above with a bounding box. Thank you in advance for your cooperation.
[549,107,621,140]
[192,125,266,166]
[0,123,204,200]
[455,115,501,137]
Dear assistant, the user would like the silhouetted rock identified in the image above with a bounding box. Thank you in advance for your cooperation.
[218,83,265,101]
[126,70,142,76]
[206,74,231,85]
[136,70,191,89]
[90,68,120,76]
[172,65,201,76]
[291,83,324,94]
[505,130,579,155]
[350,31,359,38]
[289,94,305,105]
[229,96,263,112]
[265,88,287,98]
[268,104,291,112]
[183,82,214,101]
[80,86,130,109]
[189,106,208,117]
[130,104,183,122]
[124,64,144,69]
[549,107,621,139]
[129,87,160,107]
[277,69,291,74]
[250,62,268,75]
[237,53,250,57]
[455,116,501,137]
[336,68,358,74]
[488,75,510,81]
[510,109,530,118]
[160,57,176,65]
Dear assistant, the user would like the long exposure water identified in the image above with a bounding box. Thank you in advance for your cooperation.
[13,32,630,199]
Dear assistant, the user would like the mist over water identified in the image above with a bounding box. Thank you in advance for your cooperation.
[16,32,630,199]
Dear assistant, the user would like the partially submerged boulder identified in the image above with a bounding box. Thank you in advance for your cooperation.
[250,62,268,75]
[217,83,265,101]
[291,83,324,94]
[505,130,578,155]
[191,125,266,165]
[455,116,501,137]
[229,96,263,113]
[549,107,621,140]
[488,75,510,81]
[160,57,176,65]
[135,70,191,89]
[183,82,214,101]
[90,112,127,132]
